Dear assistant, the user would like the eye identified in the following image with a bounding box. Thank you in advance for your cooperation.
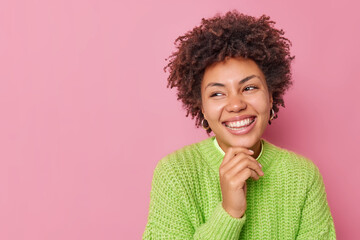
[244,85,258,91]
[210,92,223,97]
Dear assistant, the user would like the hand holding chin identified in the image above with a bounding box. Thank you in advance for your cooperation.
[219,147,264,218]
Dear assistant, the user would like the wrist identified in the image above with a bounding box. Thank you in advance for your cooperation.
[222,202,245,218]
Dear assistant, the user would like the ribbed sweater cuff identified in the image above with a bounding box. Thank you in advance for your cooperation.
[197,202,246,239]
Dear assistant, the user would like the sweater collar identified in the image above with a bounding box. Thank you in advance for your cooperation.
[197,136,277,174]
[213,137,264,160]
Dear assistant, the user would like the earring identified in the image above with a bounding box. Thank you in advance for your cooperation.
[270,108,276,121]
[202,119,210,130]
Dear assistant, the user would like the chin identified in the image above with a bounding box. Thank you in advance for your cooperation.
[231,138,258,149]
[223,133,260,149]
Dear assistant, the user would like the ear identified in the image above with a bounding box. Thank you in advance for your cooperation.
[269,93,273,107]
[201,107,206,120]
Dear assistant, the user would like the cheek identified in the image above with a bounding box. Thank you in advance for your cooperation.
[248,94,272,114]
[202,101,224,120]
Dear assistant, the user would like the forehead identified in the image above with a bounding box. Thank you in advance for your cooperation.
[202,57,265,85]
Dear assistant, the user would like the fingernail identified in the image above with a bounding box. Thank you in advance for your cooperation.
[249,150,254,154]
[259,163,262,167]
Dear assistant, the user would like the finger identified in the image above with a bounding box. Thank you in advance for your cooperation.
[221,152,258,172]
[232,168,259,181]
[224,161,263,182]
[250,169,260,180]
[221,147,254,166]
[221,156,263,178]
[228,168,253,186]
[226,167,261,181]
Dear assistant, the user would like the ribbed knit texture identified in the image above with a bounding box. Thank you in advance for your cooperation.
[143,137,336,239]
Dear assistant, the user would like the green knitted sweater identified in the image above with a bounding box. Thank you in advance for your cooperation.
[143,137,336,239]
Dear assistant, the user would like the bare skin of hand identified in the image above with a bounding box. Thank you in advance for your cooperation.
[219,147,264,218]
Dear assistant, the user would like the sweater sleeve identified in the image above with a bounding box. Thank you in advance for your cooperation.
[143,158,246,240]
[296,165,336,239]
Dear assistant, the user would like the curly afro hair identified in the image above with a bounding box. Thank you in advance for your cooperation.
[165,10,294,133]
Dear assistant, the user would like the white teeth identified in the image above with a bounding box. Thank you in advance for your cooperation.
[226,118,254,128]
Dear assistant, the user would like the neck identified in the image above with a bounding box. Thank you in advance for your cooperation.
[250,140,262,159]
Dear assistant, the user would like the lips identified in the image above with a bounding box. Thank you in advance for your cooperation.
[223,115,255,126]
[224,117,255,128]
[222,116,256,133]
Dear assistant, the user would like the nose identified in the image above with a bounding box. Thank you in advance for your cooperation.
[225,94,247,112]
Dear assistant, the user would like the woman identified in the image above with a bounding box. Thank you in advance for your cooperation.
[143,11,335,239]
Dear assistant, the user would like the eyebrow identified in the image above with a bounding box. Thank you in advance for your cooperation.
[205,75,259,89]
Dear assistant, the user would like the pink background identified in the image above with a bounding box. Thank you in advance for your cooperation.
[0,0,359,239]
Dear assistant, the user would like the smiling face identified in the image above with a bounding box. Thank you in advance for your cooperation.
[201,57,273,155]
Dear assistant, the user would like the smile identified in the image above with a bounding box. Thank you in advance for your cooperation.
[222,117,256,134]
